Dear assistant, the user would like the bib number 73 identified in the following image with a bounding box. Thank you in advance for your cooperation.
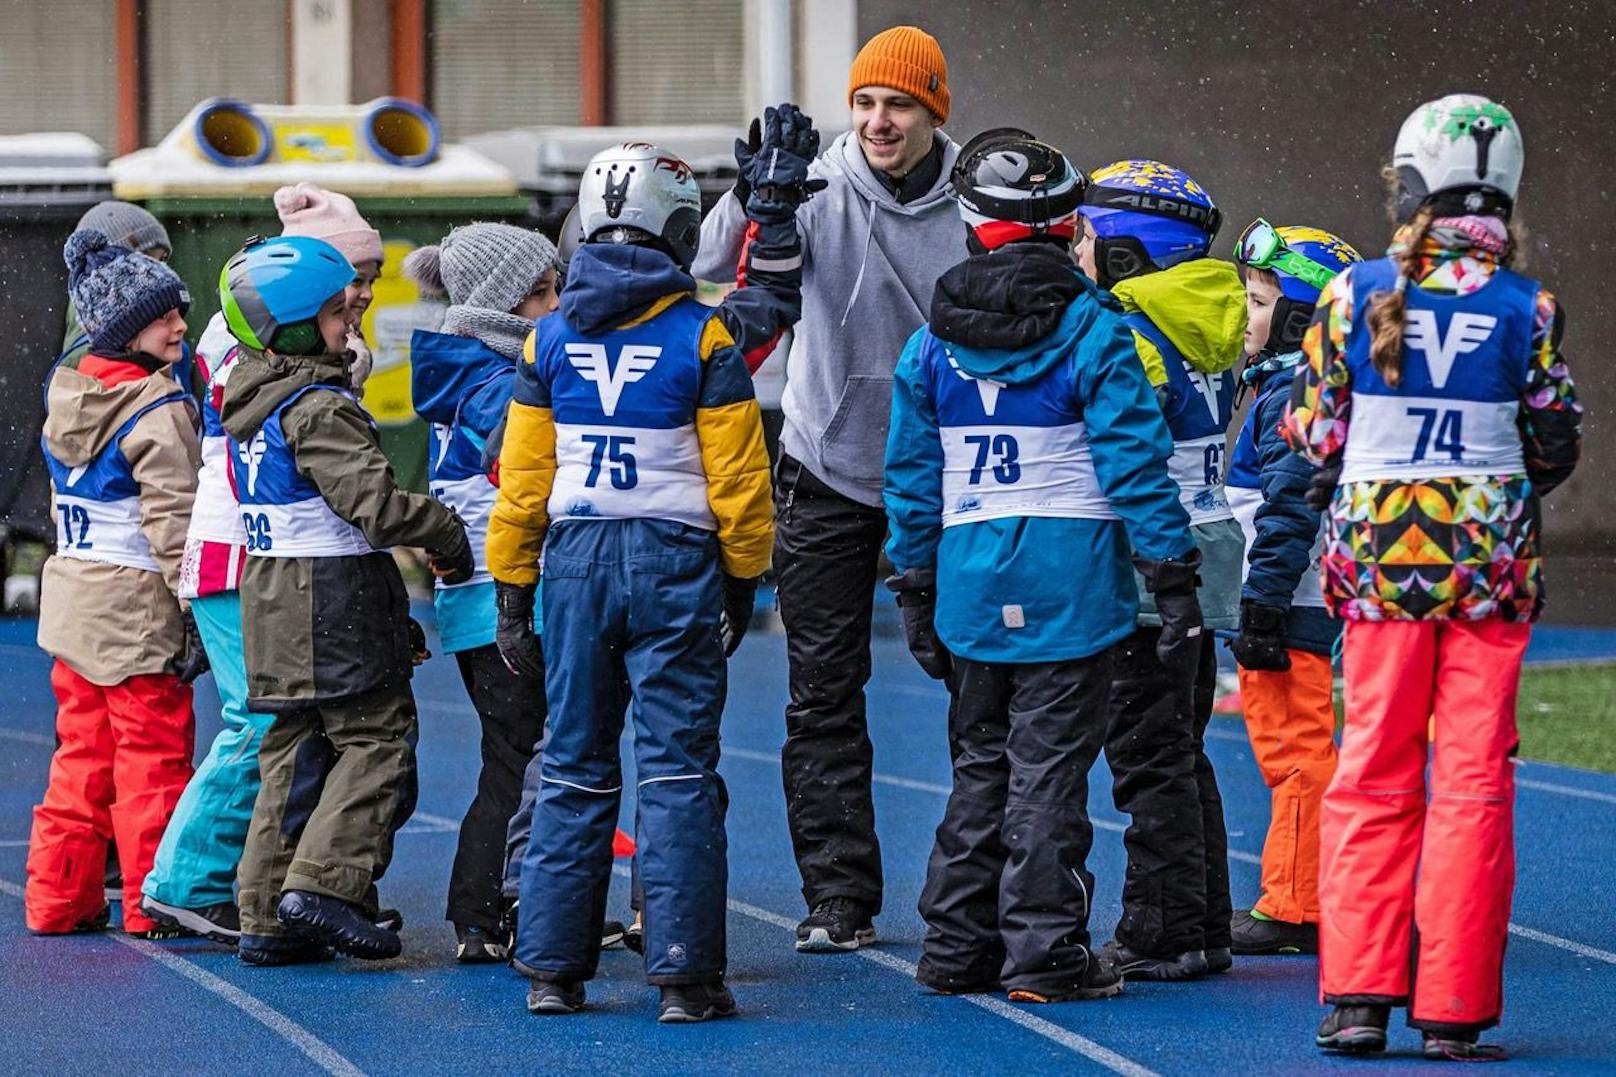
[963,433,1021,485]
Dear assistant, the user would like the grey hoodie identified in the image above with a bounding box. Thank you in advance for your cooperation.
[694,129,963,506]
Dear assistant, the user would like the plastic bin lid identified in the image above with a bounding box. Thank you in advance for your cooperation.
[463,125,742,193]
[0,132,113,205]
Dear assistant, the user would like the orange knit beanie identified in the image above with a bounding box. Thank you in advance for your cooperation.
[847,26,949,123]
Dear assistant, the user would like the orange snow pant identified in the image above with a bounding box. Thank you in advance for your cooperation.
[1237,650,1337,924]
[26,660,194,935]
[1319,618,1528,1034]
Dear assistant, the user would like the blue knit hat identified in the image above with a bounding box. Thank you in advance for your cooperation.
[65,228,190,353]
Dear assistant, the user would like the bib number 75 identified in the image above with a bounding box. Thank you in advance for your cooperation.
[581,434,638,490]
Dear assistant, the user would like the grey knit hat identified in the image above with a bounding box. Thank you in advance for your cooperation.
[403,222,558,314]
[65,229,190,353]
[76,200,171,258]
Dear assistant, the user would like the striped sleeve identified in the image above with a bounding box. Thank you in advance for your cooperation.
[695,315,774,578]
[486,331,557,586]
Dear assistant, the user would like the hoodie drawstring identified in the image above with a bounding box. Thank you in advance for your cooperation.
[839,208,878,329]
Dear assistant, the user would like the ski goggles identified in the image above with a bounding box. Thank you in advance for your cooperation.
[1233,218,1338,290]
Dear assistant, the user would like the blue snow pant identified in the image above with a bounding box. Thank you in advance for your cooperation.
[514,518,729,986]
[143,591,274,909]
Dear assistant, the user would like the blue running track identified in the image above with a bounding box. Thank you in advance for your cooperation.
[2,610,1614,1074]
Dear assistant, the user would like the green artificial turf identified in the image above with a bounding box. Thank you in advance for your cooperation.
[1514,662,1616,773]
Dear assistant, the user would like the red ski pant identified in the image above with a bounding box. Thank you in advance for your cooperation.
[26,661,194,934]
[1319,618,1528,1033]
[1238,650,1337,924]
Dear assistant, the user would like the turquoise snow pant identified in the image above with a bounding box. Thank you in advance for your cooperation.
[142,591,273,909]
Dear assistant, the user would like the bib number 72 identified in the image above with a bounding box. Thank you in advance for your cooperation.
[58,505,92,549]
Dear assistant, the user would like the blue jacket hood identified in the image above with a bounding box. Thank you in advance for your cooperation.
[410,329,512,426]
[948,278,1120,387]
[562,244,697,336]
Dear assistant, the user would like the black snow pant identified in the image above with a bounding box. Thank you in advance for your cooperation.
[916,652,1113,995]
[447,644,546,931]
[1103,627,1230,956]
[774,455,886,915]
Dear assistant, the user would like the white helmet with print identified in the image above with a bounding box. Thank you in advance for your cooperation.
[576,142,702,268]
[1392,94,1524,222]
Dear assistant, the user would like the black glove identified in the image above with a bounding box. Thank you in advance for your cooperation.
[1133,551,1204,674]
[495,581,543,679]
[1305,462,1341,513]
[171,606,210,685]
[429,509,475,586]
[408,617,432,666]
[1229,599,1292,672]
[731,116,761,205]
[718,574,759,657]
[886,570,952,681]
[744,103,829,224]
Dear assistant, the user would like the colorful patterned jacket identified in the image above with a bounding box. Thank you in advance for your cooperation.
[1282,225,1580,622]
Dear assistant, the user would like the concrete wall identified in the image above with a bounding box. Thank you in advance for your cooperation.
[858,0,1615,559]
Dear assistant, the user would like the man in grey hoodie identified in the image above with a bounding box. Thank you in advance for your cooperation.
[692,24,964,952]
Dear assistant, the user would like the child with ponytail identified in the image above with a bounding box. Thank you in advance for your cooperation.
[1284,95,1581,1060]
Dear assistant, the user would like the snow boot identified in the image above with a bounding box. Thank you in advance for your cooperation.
[141,897,241,945]
[658,980,738,1023]
[1231,908,1318,955]
[1007,952,1124,1003]
[526,979,586,1015]
[1423,1030,1507,1062]
[277,890,402,960]
[1316,1004,1390,1053]
[238,933,333,966]
[1099,940,1210,981]
[455,923,507,963]
[796,896,876,952]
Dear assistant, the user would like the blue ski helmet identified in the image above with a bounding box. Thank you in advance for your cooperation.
[1235,222,1361,351]
[220,235,355,354]
[1080,160,1222,287]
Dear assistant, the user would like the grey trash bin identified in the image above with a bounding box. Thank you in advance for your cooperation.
[0,133,114,547]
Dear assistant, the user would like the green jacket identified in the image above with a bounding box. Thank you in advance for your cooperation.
[220,348,468,710]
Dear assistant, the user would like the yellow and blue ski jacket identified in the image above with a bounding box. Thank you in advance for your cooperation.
[488,229,801,585]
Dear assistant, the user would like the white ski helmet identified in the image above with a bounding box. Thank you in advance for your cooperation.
[1392,94,1524,222]
[576,142,702,268]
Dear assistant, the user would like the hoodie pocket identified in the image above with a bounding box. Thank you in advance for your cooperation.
[818,374,894,486]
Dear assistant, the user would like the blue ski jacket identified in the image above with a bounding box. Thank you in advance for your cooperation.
[1226,351,1339,655]
[884,249,1194,664]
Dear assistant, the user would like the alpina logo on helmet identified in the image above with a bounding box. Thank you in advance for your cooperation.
[1094,191,1217,226]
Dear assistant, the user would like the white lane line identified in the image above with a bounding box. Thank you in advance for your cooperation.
[607,866,1155,1076]
[0,728,54,747]
[0,840,29,847]
[722,748,1614,969]
[0,878,365,1076]
[1517,778,1616,806]
[1506,925,1616,965]
[398,811,460,835]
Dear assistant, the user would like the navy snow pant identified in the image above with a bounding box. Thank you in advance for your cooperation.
[514,519,729,986]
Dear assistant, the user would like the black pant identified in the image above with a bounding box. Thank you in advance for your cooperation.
[1192,635,1232,950]
[774,455,886,914]
[1103,627,1229,955]
[448,644,547,931]
[917,653,1112,995]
